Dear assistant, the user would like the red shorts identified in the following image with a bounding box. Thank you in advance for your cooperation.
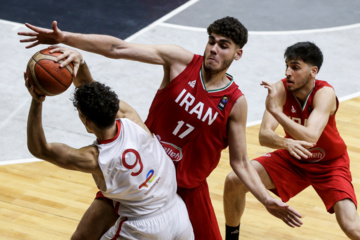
[255,150,357,213]
[177,181,222,240]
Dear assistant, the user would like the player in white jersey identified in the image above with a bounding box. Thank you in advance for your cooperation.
[25,48,194,240]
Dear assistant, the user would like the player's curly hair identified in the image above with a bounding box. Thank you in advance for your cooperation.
[284,41,324,71]
[72,82,119,129]
[207,16,248,48]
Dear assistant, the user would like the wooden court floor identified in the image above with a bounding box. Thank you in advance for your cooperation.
[1,96,360,240]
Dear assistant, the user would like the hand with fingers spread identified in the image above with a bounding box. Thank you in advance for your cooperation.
[48,46,83,77]
[18,21,65,48]
[265,198,303,228]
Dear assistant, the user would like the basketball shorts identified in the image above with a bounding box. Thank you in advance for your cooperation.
[254,150,357,213]
[177,181,222,240]
[100,194,194,240]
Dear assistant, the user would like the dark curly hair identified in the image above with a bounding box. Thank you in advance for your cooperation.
[207,16,248,48]
[284,42,324,72]
[72,82,119,129]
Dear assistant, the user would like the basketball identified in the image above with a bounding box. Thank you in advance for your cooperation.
[26,48,74,96]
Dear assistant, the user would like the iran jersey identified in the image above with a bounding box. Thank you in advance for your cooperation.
[145,54,243,188]
[279,78,347,162]
[95,118,177,218]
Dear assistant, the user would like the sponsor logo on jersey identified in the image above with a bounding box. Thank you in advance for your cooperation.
[188,80,196,88]
[139,169,156,189]
[305,147,325,162]
[291,105,296,113]
[160,141,183,162]
[175,89,219,125]
[217,95,229,111]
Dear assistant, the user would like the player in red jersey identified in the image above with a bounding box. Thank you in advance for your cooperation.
[224,41,360,239]
[18,17,302,239]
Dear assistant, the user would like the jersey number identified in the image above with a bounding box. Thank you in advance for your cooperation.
[122,149,143,176]
[172,120,194,139]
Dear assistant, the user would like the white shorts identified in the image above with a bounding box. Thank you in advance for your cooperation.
[100,194,194,240]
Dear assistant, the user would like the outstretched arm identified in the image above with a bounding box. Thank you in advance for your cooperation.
[25,77,99,174]
[228,96,303,228]
[18,21,193,70]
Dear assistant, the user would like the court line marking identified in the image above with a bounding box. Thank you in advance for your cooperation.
[125,0,200,42]
[0,98,30,130]
[159,22,360,34]
[3,91,360,165]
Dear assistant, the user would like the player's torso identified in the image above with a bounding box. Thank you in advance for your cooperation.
[145,55,243,187]
[95,119,177,217]
[282,79,346,162]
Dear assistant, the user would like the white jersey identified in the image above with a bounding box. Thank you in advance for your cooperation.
[95,118,177,218]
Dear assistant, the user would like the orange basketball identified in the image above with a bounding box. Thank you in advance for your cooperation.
[26,48,74,96]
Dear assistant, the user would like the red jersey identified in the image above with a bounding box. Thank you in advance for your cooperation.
[277,78,347,162]
[145,54,243,188]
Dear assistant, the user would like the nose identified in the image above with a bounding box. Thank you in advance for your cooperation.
[209,44,217,55]
[285,66,291,77]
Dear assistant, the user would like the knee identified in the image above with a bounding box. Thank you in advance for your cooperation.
[224,172,248,196]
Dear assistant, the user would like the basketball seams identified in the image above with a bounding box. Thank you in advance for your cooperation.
[37,61,72,89]
[27,49,74,96]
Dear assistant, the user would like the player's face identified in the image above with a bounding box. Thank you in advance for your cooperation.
[203,34,242,73]
[285,59,316,92]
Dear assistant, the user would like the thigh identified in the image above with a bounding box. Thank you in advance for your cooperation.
[72,197,118,240]
[311,154,357,213]
[254,152,309,202]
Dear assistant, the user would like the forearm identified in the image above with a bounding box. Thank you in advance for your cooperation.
[270,110,317,142]
[231,160,271,205]
[62,32,123,59]
[27,99,48,158]
[259,129,288,149]
[73,61,94,87]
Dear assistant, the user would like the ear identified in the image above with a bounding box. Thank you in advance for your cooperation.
[310,66,319,77]
[234,48,243,61]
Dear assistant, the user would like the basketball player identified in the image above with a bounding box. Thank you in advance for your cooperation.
[25,50,194,239]
[224,42,360,239]
[19,17,302,239]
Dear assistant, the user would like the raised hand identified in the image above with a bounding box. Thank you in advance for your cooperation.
[24,72,45,102]
[48,46,83,77]
[18,21,65,48]
[260,81,282,114]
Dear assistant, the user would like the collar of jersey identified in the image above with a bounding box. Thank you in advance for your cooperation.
[200,69,234,93]
[293,80,316,111]
[97,120,121,144]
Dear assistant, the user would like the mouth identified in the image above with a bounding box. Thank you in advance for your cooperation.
[207,56,217,63]
[286,79,294,86]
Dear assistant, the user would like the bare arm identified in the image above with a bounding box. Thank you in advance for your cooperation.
[228,96,302,227]
[261,80,335,143]
[18,21,194,78]
[259,81,314,159]
[26,80,99,174]
[228,96,271,203]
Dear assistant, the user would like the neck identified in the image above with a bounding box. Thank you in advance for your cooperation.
[94,122,118,142]
[201,66,230,90]
[292,78,316,102]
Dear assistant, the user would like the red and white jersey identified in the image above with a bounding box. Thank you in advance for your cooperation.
[95,118,177,218]
[277,78,347,162]
[145,54,243,188]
